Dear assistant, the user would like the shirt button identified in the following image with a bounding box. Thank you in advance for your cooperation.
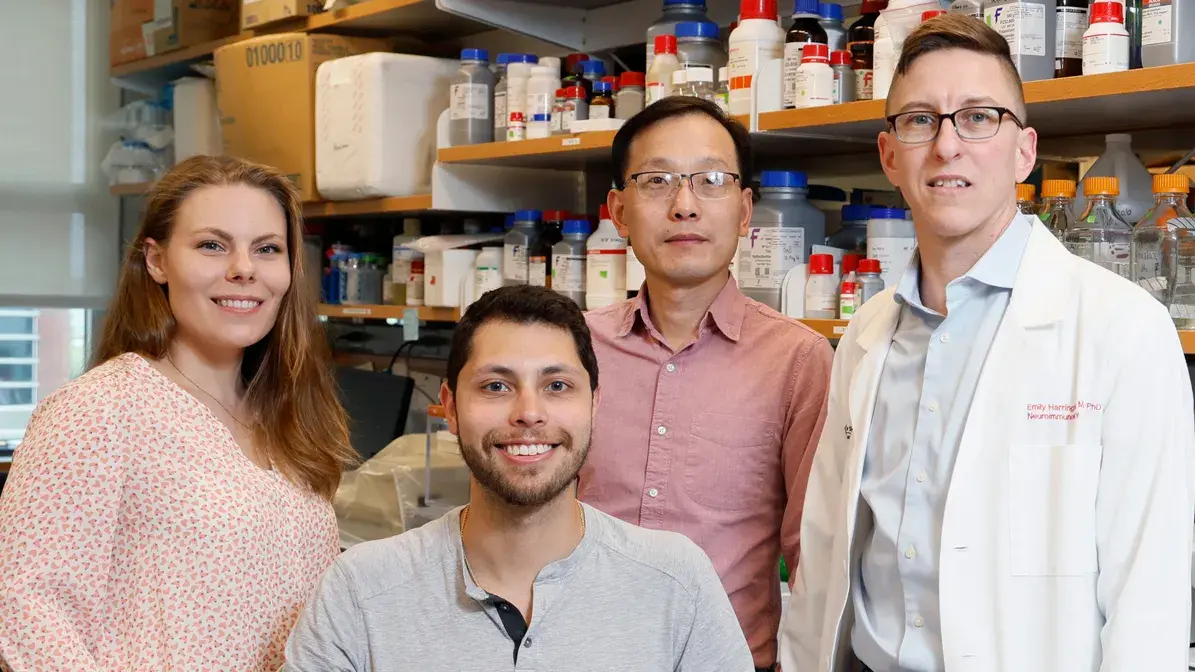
[914,615,924,628]
[524,638,532,647]
[916,470,926,483]
[648,487,659,498]
[905,545,916,559]
[939,332,950,343]
[928,401,939,412]
[665,363,676,373]
[657,426,667,435]
[499,604,510,612]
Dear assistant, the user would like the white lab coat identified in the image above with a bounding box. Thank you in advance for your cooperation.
[779,219,1195,672]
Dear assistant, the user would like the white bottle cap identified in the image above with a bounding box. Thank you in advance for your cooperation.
[718,66,728,82]
[539,56,561,74]
[672,69,688,85]
[687,66,714,83]
[531,65,553,77]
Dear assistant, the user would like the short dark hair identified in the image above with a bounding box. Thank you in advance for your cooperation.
[894,14,1027,119]
[610,96,753,189]
[446,285,599,394]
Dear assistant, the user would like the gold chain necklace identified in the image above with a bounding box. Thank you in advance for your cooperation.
[165,354,250,430]
[460,502,587,585]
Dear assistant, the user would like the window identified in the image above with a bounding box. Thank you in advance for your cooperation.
[0,308,92,443]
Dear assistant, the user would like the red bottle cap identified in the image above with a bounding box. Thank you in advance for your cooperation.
[602,75,621,91]
[739,0,778,22]
[565,53,590,74]
[654,34,678,55]
[859,258,881,273]
[543,210,567,222]
[921,9,946,21]
[620,71,646,87]
[599,204,611,221]
[860,0,888,13]
[831,49,852,66]
[809,254,834,274]
[841,280,857,293]
[509,112,525,122]
[802,42,830,62]
[1091,0,1124,23]
[555,88,567,97]
[842,253,861,275]
[564,86,587,98]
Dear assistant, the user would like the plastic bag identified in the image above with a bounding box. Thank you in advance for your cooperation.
[100,140,171,186]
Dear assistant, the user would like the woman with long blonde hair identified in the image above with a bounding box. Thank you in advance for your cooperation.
[0,155,355,671]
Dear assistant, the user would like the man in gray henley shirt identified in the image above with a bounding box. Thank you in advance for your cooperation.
[286,285,753,672]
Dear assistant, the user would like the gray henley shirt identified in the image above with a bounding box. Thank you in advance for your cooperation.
[284,503,754,672]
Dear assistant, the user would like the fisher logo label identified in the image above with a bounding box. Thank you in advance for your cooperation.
[1026,400,1102,421]
[844,424,853,439]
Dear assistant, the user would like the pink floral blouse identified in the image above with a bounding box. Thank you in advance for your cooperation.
[0,353,340,671]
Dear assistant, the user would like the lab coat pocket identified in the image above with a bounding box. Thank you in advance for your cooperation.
[684,413,779,511]
[1008,443,1100,577]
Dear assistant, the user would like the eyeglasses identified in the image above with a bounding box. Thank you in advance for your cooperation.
[885,106,1024,144]
[623,171,742,201]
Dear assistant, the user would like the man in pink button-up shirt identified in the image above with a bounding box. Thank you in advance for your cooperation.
[577,97,833,670]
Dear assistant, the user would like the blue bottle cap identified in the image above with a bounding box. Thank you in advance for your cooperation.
[496,53,514,65]
[794,0,820,16]
[563,219,592,235]
[506,53,538,64]
[869,207,907,220]
[841,204,872,222]
[759,170,808,188]
[664,0,706,6]
[594,81,612,94]
[581,60,607,76]
[504,214,515,230]
[460,48,489,62]
[675,21,720,39]
[515,209,543,222]
[532,113,550,121]
[819,2,844,21]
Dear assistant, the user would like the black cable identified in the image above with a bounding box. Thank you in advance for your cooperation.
[386,340,416,373]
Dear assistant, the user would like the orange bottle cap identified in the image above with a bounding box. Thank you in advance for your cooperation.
[1152,173,1190,194]
[1083,175,1119,196]
[1015,183,1036,201]
[1041,179,1076,198]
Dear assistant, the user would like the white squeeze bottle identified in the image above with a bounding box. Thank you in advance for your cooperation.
[1083,1,1129,74]
[648,35,681,105]
[586,205,628,310]
[729,0,785,116]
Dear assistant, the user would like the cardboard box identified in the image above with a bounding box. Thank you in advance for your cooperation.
[240,0,324,30]
[110,0,239,67]
[214,33,387,201]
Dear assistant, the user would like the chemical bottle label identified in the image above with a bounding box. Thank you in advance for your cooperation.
[626,245,647,287]
[407,271,425,302]
[1066,241,1131,278]
[728,38,783,113]
[504,244,528,283]
[1082,32,1130,73]
[1056,5,1089,59]
[506,124,526,141]
[831,71,842,104]
[782,41,809,108]
[528,93,553,118]
[591,105,611,120]
[494,92,507,130]
[715,91,730,114]
[984,2,1047,57]
[839,291,856,319]
[550,111,563,133]
[868,236,917,289]
[805,290,838,314]
[450,83,490,121]
[794,65,833,108]
[552,253,585,292]
[737,227,804,290]
[586,249,628,296]
[529,257,549,287]
[1142,0,1173,46]
[475,267,502,298]
[647,81,668,105]
[855,69,874,100]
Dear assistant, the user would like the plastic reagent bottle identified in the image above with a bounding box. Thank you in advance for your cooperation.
[552,219,591,307]
[819,2,847,51]
[648,35,682,105]
[839,255,859,319]
[474,246,503,300]
[922,9,946,20]
[580,60,607,99]
[1055,0,1090,77]
[684,66,717,100]
[984,0,1058,82]
[804,253,838,318]
[1038,178,1076,240]
[1131,173,1195,312]
[586,205,628,310]
[847,0,885,100]
[867,206,917,289]
[948,0,982,18]
[591,81,615,119]
[647,0,711,71]
[1066,176,1132,279]
[784,0,829,109]
[616,72,646,119]
[504,58,537,136]
[856,258,886,305]
[1141,0,1194,67]
[739,170,826,310]
[794,43,834,107]
[492,53,513,143]
[672,69,689,96]
[677,21,728,74]
[729,0,786,116]
[526,65,559,126]
[1016,183,1037,215]
[504,209,541,286]
[1083,0,1129,74]
[716,67,731,112]
[830,49,856,103]
[1074,133,1154,224]
[449,48,494,146]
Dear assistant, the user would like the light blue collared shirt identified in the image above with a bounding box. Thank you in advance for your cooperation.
[850,214,1033,672]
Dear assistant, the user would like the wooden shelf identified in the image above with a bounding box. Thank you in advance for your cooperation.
[109,182,152,197]
[798,318,850,340]
[0,456,10,474]
[438,131,621,169]
[319,303,460,322]
[303,194,432,218]
[1179,330,1195,354]
[110,32,251,79]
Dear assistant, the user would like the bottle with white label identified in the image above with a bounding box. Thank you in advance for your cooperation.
[505,58,536,134]
[586,205,628,309]
[1066,176,1132,279]
[626,240,647,298]
[804,254,838,318]
[783,0,828,109]
[738,170,826,311]
[729,0,786,115]
[504,209,541,286]
[646,0,711,71]
[648,35,682,105]
[492,54,513,143]
[870,2,897,99]
[949,0,983,18]
[553,219,591,307]
[1055,0,1089,76]
[1083,0,1130,73]
[983,0,1058,82]
[794,42,833,107]
[1131,173,1192,308]
[867,207,917,289]
[449,48,495,146]
[473,247,504,301]
[1140,0,1193,66]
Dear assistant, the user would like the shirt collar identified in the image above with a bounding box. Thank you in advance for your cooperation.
[617,276,747,343]
[894,211,1033,308]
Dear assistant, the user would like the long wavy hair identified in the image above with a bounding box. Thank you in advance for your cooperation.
[93,155,353,500]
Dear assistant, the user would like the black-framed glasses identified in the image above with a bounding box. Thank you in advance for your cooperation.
[623,171,742,201]
[885,106,1024,144]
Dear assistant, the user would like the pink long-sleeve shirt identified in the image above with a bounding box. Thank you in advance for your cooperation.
[0,353,340,671]
[578,278,833,668]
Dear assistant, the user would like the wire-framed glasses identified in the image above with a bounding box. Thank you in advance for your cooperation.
[885,106,1025,144]
[624,171,742,201]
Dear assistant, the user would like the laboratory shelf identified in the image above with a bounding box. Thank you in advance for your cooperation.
[0,456,10,474]
[109,182,153,197]
[318,303,461,322]
[437,132,621,169]
[1179,330,1195,355]
[302,194,434,218]
[798,318,851,340]
[110,32,251,81]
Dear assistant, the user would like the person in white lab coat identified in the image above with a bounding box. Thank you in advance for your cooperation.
[779,14,1195,672]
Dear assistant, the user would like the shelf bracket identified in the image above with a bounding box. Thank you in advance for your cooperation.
[435,0,587,50]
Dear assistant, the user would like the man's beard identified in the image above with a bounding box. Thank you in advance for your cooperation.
[457,425,590,508]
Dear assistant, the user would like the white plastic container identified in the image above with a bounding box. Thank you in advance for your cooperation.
[626,242,647,296]
[867,207,917,289]
[739,170,826,310]
[873,0,939,99]
[1074,133,1154,224]
[586,205,628,310]
[553,219,591,306]
[426,248,480,307]
[804,254,838,318]
[647,0,712,71]
[648,35,682,105]
[315,53,457,201]
[1083,0,1129,74]
[473,246,503,300]
[172,77,221,163]
[528,113,552,139]
[728,0,786,116]
[983,0,1058,82]
[505,61,535,129]
[1142,0,1195,67]
[526,65,559,123]
[794,43,833,108]
[671,69,689,97]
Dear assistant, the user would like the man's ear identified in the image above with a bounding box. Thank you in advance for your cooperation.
[440,381,459,436]
[609,189,629,239]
